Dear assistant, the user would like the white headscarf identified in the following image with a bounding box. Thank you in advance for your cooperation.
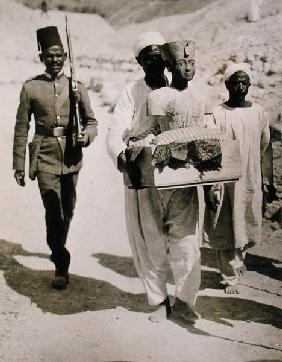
[134,31,165,58]
[224,63,252,82]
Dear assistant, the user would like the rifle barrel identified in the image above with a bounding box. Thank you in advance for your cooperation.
[65,16,82,139]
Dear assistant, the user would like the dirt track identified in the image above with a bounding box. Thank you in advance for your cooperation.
[0,84,282,361]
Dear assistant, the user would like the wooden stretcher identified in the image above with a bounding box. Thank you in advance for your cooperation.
[123,140,241,189]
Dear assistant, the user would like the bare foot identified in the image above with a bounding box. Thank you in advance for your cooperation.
[225,284,239,294]
[148,297,171,323]
[172,298,200,324]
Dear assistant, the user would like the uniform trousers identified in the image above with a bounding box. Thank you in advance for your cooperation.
[125,186,201,307]
[37,171,79,273]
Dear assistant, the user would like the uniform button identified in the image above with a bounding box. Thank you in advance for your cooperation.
[55,94,59,98]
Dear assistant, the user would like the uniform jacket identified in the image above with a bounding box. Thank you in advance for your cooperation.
[13,73,97,178]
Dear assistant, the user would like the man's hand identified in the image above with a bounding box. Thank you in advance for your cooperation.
[76,131,89,147]
[204,184,222,212]
[117,151,127,172]
[14,170,25,187]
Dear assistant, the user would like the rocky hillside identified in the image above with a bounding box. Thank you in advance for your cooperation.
[112,0,282,119]
[18,0,217,25]
[3,1,282,123]
[0,0,115,82]
[2,0,282,121]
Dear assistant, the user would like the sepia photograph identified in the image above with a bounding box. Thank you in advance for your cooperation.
[0,0,281,361]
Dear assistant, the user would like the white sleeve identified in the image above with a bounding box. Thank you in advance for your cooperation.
[147,89,165,116]
[106,84,135,168]
[260,107,272,184]
[260,108,270,154]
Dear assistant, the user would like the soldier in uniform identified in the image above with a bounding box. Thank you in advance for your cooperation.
[13,26,98,290]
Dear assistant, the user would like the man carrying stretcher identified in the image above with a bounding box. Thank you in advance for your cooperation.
[124,40,224,324]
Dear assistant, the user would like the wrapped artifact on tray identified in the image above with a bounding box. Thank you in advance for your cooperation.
[123,124,241,189]
[123,40,241,189]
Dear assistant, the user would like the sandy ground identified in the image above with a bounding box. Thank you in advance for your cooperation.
[0,83,282,362]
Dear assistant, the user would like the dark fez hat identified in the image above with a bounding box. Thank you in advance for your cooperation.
[36,26,63,51]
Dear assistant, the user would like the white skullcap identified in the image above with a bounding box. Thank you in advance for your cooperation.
[224,63,252,82]
[134,31,165,57]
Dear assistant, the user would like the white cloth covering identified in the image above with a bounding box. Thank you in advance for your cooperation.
[147,85,213,120]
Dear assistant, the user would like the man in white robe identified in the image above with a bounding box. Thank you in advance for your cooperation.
[204,63,275,293]
[107,32,175,322]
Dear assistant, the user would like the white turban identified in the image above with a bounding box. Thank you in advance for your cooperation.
[134,31,165,58]
[224,63,252,82]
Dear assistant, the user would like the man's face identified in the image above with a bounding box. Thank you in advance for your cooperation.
[41,45,66,77]
[226,71,251,101]
[137,45,165,77]
[172,58,195,85]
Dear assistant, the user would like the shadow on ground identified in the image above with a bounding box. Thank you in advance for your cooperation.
[94,251,282,329]
[94,252,176,284]
[0,239,151,315]
[1,239,282,331]
[94,252,138,278]
[197,295,282,328]
[201,247,282,282]
[244,253,282,282]
[94,252,222,290]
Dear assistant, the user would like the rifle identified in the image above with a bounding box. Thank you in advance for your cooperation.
[65,15,83,140]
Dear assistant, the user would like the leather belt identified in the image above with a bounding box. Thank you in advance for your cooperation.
[35,125,68,137]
